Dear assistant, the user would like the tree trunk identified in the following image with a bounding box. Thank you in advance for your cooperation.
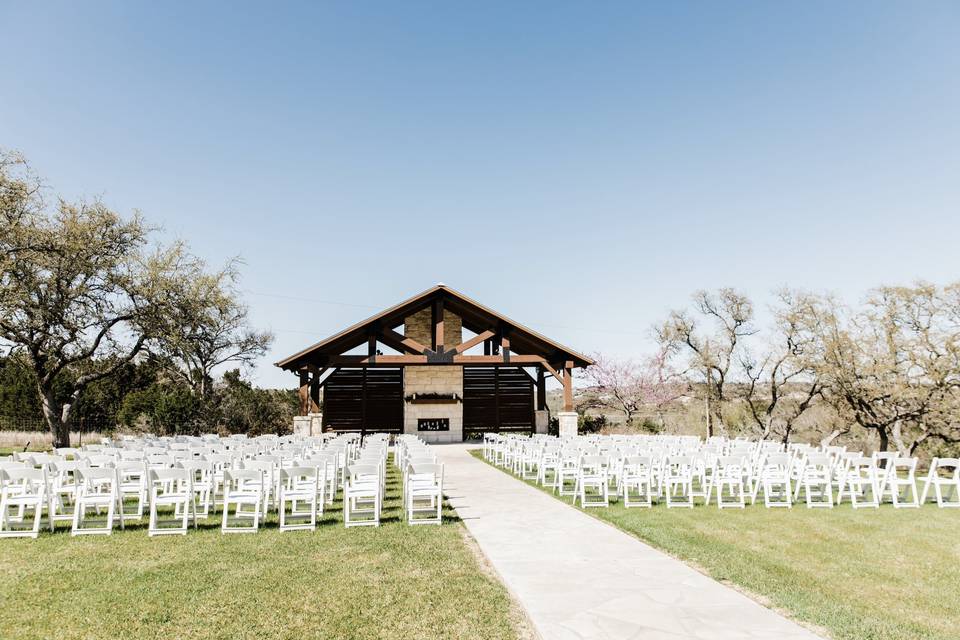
[713,408,727,437]
[780,420,795,445]
[759,417,773,441]
[877,427,889,453]
[819,428,842,448]
[39,387,72,448]
[890,420,911,457]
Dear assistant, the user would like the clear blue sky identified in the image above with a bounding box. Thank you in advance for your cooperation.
[2,2,958,388]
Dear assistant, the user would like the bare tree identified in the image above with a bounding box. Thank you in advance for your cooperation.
[740,290,822,443]
[794,283,960,454]
[656,288,755,436]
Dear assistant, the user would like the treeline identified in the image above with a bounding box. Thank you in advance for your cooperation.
[0,356,297,436]
[584,284,960,459]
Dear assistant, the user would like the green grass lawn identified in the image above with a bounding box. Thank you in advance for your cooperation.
[1,447,37,456]
[0,456,523,640]
[472,450,960,640]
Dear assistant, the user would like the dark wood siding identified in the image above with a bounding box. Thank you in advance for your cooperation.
[463,367,534,433]
[322,368,403,433]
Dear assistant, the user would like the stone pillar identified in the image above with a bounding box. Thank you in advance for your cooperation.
[534,410,549,435]
[309,412,323,434]
[403,367,463,444]
[292,415,312,436]
[557,411,578,438]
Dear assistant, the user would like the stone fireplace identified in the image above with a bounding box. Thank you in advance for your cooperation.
[402,308,463,443]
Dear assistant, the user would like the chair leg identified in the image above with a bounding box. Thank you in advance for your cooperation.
[149,498,158,534]
[31,502,42,538]
[72,499,82,535]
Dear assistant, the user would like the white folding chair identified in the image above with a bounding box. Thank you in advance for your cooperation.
[537,446,562,490]
[148,468,198,536]
[241,460,276,517]
[72,468,124,536]
[837,456,880,508]
[886,457,920,508]
[921,458,960,507]
[300,454,336,506]
[406,463,443,525]
[344,464,381,527]
[0,468,53,538]
[556,452,580,496]
[115,461,148,522]
[796,454,834,508]
[221,469,264,534]
[278,466,320,531]
[179,460,215,517]
[756,453,793,508]
[620,456,654,508]
[573,455,609,508]
[664,456,695,508]
[712,456,747,509]
[48,460,81,523]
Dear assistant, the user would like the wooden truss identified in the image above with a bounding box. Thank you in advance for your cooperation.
[277,284,591,415]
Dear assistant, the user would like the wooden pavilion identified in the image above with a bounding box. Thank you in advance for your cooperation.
[275,284,592,442]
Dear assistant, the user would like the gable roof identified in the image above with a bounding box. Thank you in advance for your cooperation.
[274,284,593,371]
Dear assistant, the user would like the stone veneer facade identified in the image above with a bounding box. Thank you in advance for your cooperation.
[403,308,464,443]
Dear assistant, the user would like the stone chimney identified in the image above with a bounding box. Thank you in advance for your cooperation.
[402,308,463,442]
[402,308,462,348]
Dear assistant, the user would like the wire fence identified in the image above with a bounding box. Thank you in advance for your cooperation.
[0,416,114,433]
[0,430,106,451]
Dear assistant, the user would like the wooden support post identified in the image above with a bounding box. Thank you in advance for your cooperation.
[432,298,444,352]
[494,366,500,429]
[360,368,367,440]
[562,363,574,412]
[537,366,546,411]
[368,334,377,363]
[298,371,310,416]
[309,372,321,413]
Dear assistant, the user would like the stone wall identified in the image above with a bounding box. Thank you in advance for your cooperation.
[403,308,462,348]
[403,366,463,443]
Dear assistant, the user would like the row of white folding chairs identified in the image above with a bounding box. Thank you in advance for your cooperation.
[397,436,443,525]
[0,431,364,537]
[0,461,339,537]
[343,435,390,527]
[488,437,959,510]
[3,447,345,517]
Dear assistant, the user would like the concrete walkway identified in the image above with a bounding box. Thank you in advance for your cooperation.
[435,445,824,640]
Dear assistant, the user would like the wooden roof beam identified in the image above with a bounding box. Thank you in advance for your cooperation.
[541,361,563,382]
[449,330,494,355]
[433,297,444,352]
[323,354,550,367]
[378,328,429,355]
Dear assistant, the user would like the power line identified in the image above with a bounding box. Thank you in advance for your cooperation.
[246,289,650,337]
[245,290,378,309]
